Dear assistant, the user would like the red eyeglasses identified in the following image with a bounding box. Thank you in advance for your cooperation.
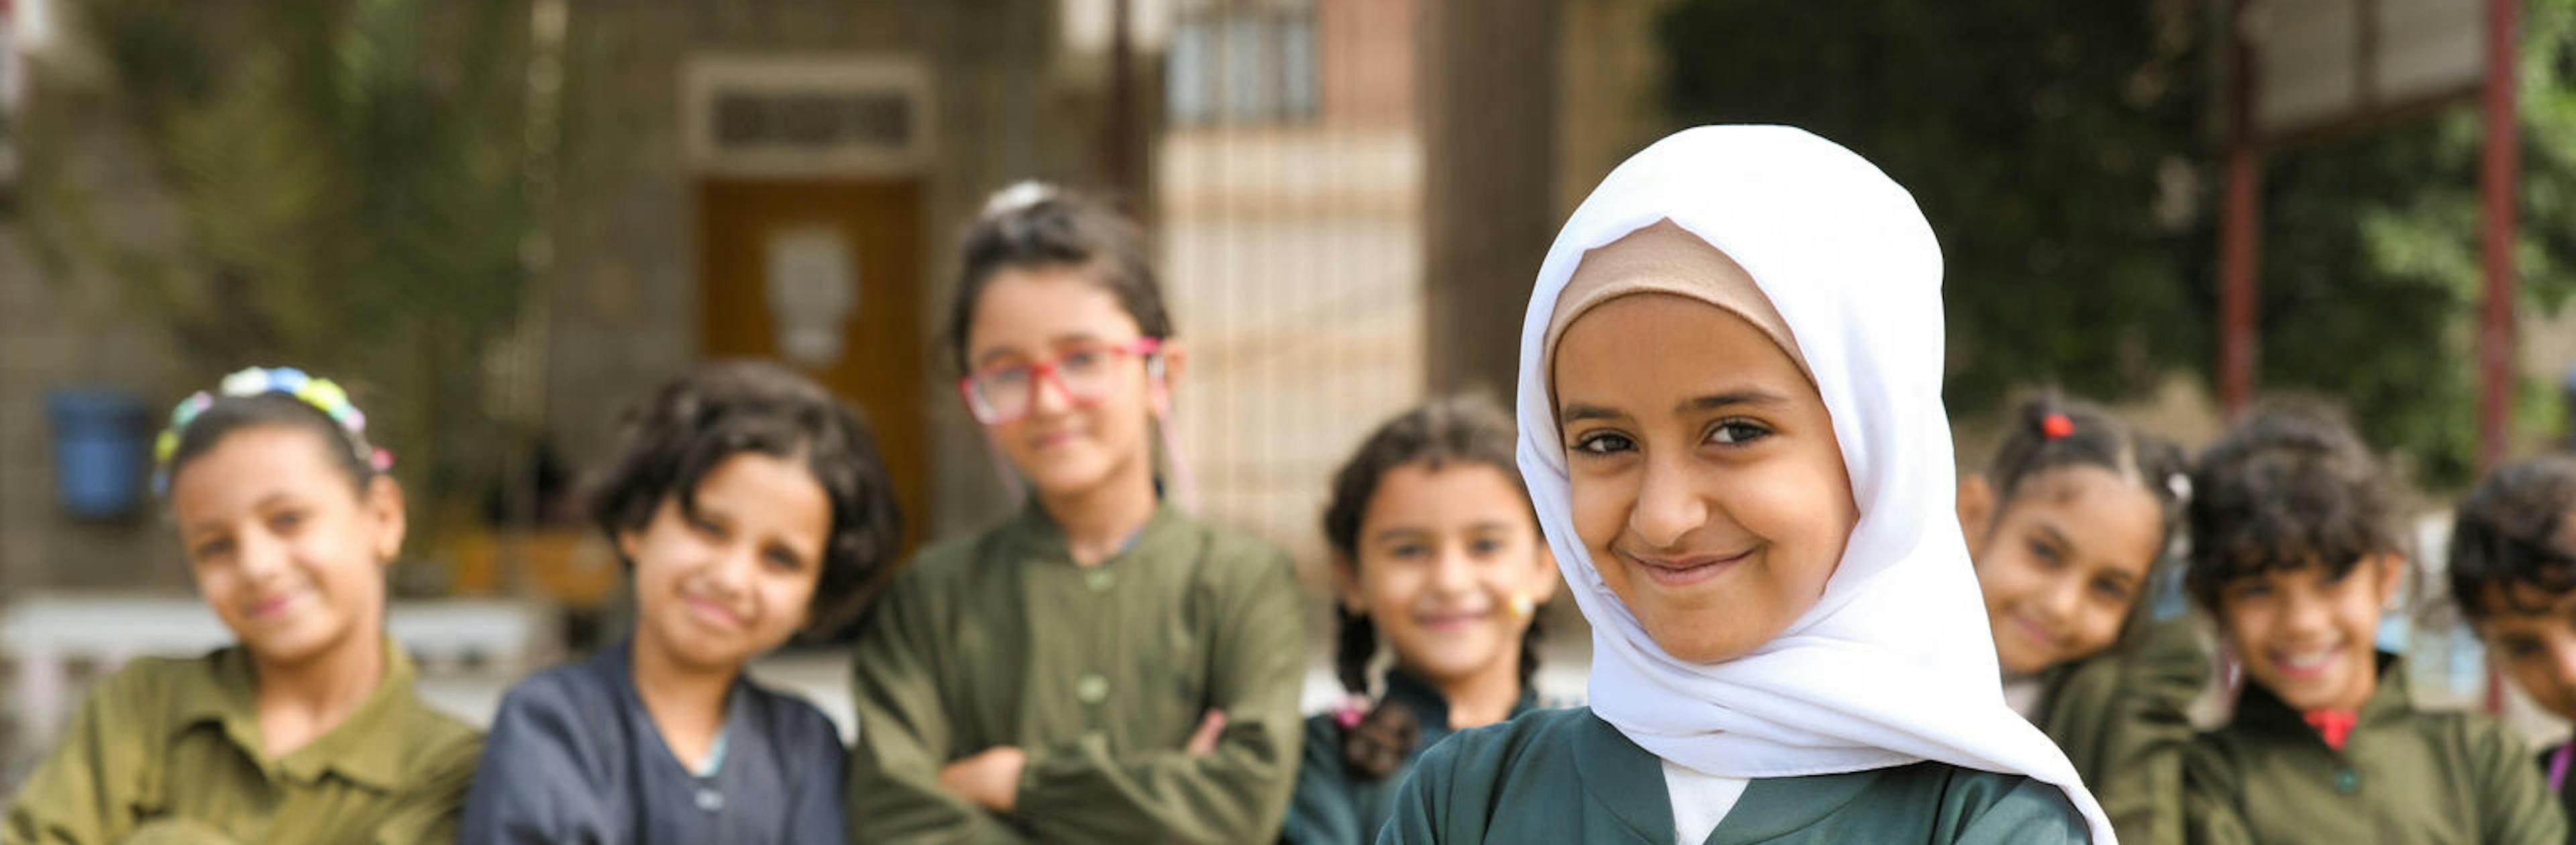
[957,337,1163,425]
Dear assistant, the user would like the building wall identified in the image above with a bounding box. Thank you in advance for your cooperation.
[0,97,201,594]
[1159,0,1426,578]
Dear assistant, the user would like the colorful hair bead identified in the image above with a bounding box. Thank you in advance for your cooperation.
[152,366,389,496]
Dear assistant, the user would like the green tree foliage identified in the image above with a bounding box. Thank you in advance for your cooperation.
[1659,0,2576,485]
[2257,0,2576,484]
[22,0,614,537]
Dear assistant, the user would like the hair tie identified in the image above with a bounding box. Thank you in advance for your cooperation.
[2040,412,2075,441]
[2167,471,2192,502]
[1334,694,1371,729]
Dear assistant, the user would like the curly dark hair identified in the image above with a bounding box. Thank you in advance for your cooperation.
[2184,402,2406,611]
[1320,394,1542,781]
[2450,457,2576,621]
[1976,394,2189,634]
[588,360,904,637]
[944,184,1170,375]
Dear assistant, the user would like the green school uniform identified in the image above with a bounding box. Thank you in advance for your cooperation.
[3,637,484,845]
[2540,742,2576,845]
[1281,671,1539,845]
[2183,653,2566,844]
[2030,616,2207,845]
[844,500,1307,844]
[1375,707,2087,844]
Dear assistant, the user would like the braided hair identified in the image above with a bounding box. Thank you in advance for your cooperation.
[1320,394,1542,780]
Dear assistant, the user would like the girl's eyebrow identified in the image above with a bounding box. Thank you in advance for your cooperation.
[1678,390,1789,414]
[1369,526,1432,545]
[1559,403,1628,426]
[2029,520,2074,551]
[971,346,1027,369]
[1562,389,1788,427]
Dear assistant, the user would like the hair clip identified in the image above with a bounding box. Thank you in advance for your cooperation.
[2167,471,2192,502]
[2040,412,2075,441]
[981,180,1057,217]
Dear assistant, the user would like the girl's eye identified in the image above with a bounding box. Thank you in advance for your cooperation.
[981,366,1033,391]
[1059,350,1107,373]
[687,513,728,540]
[762,547,805,572]
[268,510,306,534]
[1707,419,1772,446]
[2026,540,2063,566]
[2231,581,2274,601]
[193,537,235,560]
[2089,577,2133,604]
[1389,543,1430,559]
[1469,537,1503,557]
[2507,638,2546,660]
[1571,431,1635,455]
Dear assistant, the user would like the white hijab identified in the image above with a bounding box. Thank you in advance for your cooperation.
[1514,125,2114,842]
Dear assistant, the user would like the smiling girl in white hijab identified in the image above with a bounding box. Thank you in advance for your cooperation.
[1375,126,2111,844]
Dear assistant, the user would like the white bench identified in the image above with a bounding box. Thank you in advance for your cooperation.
[1,596,555,747]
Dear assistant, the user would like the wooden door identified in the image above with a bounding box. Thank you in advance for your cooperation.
[696,178,927,563]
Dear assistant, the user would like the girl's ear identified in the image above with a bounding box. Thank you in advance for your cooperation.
[2369,551,2408,607]
[616,526,646,569]
[364,475,408,563]
[1146,339,1187,417]
[1955,475,1996,553]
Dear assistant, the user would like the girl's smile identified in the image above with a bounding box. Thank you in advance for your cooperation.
[682,592,750,632]
[2215,557,2400,712]
[1617,545,1758,588]
[1556,288,1856,665]
[1339,461,1559,692]
[247,589,308,622]
[1962,463,2166,677]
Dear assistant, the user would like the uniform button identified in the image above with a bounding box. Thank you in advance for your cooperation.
[2334,768,2361,795]
[696,787,725,811]
[1085,569,1116,592]
[1076,672,1110,704]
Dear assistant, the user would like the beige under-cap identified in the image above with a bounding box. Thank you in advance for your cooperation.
[1541,218,1813,396]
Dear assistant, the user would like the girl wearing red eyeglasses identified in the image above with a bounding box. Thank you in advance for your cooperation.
[844,184,1307,844]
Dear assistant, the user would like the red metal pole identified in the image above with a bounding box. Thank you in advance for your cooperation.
[2479,0,2519,473]
[2479,0,2520,718]
[2221,5,2262,417]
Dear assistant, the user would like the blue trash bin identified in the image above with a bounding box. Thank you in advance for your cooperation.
[46,389,150,520]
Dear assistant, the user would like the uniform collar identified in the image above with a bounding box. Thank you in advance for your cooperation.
[2233,651,2412,748]
[1568,710,1884,844]
[170,635,425,791]
[1004,496,1184,565]
[599,636,757,773]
